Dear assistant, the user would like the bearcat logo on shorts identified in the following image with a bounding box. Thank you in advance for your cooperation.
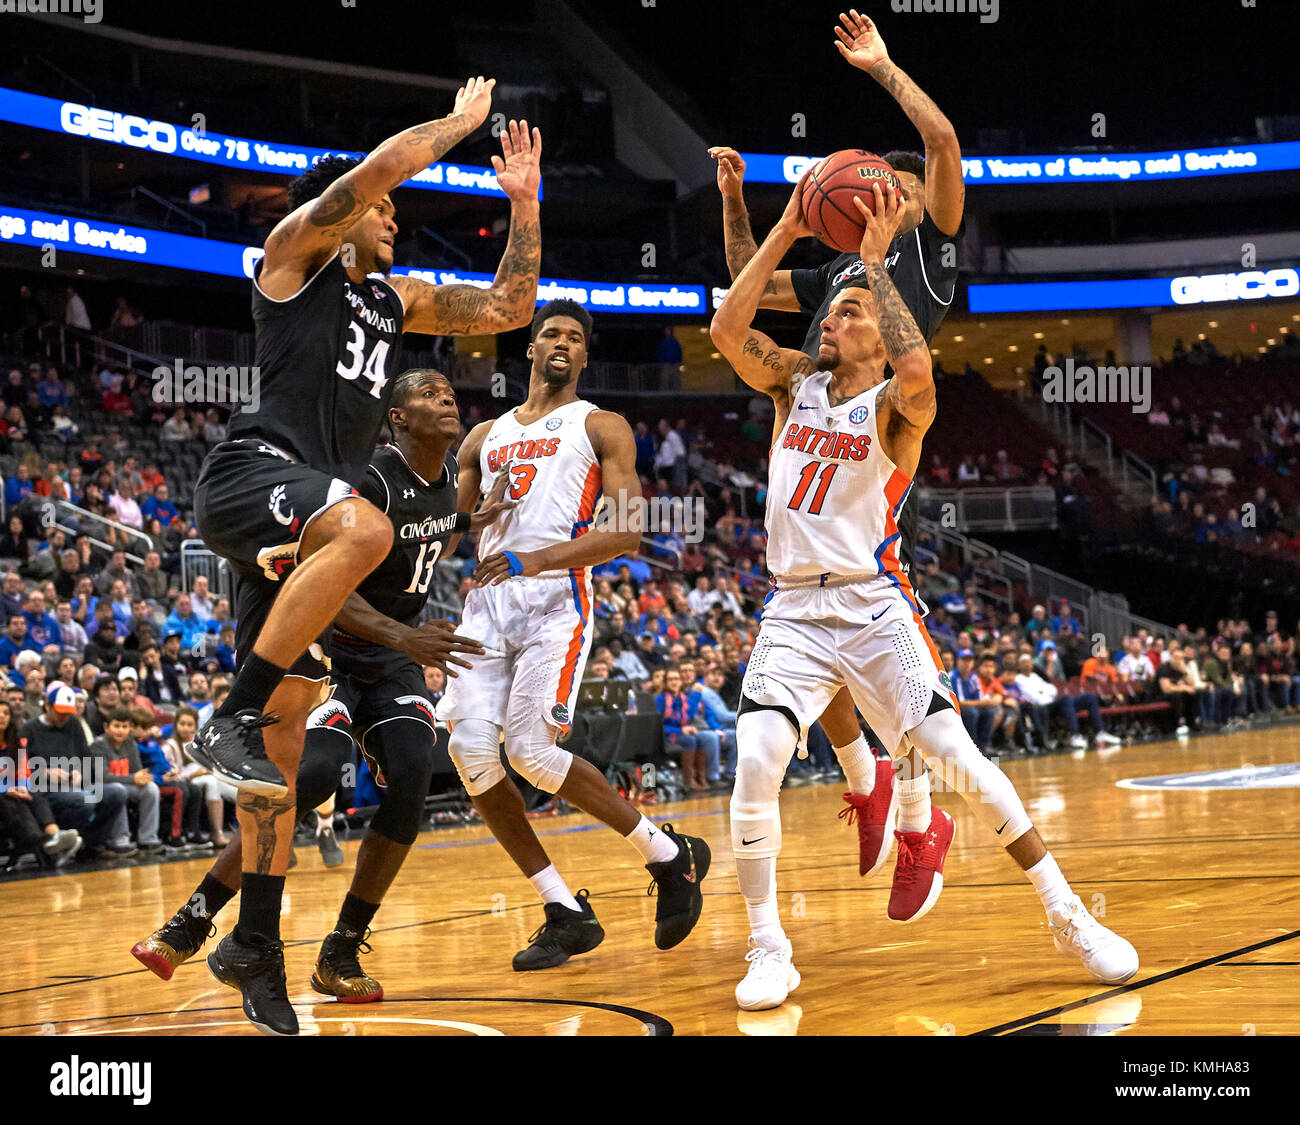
[310,701,351,730]
[550,703,571,726]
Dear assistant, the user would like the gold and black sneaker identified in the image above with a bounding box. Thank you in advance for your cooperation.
[310,928,383,1002]
[645,824,712,950]
[130,906,217,981]
[512,889,605,971]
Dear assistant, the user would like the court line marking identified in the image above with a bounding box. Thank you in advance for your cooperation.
[414,808,725,849]
[0,995,673,1036]
[972,928,1300,1036]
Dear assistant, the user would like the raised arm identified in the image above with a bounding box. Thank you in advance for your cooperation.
[834,10,965,236]
[709,180,817,424]
[709,146,801,311]
[261,77,495,295]
[391,120,542,336]
[473,411,642,585]
[853,185,936,469]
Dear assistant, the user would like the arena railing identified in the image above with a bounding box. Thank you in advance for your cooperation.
[916,486,1059,532]
[180,540,233,599]
[51,499,152,564]
[1039,398,1157,499]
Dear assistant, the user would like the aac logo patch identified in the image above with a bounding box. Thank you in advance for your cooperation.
[546,417,563,431]
[849,405,869,425]
[550,703,570,725]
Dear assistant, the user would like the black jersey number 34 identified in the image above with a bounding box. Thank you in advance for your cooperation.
[336,322,391,398]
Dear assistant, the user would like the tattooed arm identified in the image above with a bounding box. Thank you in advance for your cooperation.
[392,120,541,335]
[710,181,816,432]
[259,77,495,298]
[710,146,802,311]
[834,11,965,236]
[237,792,296,875]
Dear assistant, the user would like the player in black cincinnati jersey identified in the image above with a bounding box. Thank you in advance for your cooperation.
[185,77,543,1037]
[133,370,516,1001]
[711,12,966,897]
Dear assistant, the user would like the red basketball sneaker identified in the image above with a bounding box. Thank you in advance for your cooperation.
[887,809,955,923]
[838,756,899,877]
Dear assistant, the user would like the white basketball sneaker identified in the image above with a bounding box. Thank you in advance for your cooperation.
[1049,896,1139,984]
[735,936,801,1011]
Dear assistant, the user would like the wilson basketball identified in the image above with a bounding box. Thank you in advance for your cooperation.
[799,149,901,252]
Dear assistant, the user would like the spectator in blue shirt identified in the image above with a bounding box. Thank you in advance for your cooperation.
[214,623,237,673]
[4,464,34,507]
[655,667,707,791]
[693,664,738,781]
[37,370,68,408]
[163,594,208,656]
[1049,598,1082,635]
[22,591,62,650]
[952,648,996,751]
[0,614,39,668]
[140,483,181,527]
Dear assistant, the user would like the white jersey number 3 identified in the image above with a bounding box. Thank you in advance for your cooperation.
[336,323,390,398]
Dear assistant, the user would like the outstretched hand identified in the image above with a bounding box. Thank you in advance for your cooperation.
[492,119,542,204]
[708,146,747,199]
[834,9,890,72]
[452,75,496,131]
[401,619,485,678]
[470,465,516,532]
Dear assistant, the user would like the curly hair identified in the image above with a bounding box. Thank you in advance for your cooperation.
[286,155,361,212]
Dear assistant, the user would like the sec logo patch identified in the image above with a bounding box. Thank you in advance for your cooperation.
[546,417,563,431]
[849,406,869,425]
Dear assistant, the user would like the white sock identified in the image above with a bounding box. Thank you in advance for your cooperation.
[527,864,580,911]
[1026,853,1073,916]
[736,856,786,949]
[316,813,332,834]
[625,815,680,864]
[896,774,932,833]
[835,736,875,796]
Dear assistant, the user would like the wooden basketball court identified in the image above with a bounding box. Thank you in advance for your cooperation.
[3,729,1297,1036]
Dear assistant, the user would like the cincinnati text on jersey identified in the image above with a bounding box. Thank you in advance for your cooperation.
[399,512,459,540]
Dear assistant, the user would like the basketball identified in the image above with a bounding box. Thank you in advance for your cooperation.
[799,149,902,252]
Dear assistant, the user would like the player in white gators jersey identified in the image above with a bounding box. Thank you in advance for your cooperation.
[710,179,1138,1011]
[438,299,711,968]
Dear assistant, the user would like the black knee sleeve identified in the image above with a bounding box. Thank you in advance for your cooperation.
[738,694,801,740]
[365,723,435,847]
[295,728,352,815]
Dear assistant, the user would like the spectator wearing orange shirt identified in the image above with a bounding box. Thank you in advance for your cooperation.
[1081,644,1121,688]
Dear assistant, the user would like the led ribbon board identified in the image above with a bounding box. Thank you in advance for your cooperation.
[739,143,1300,186]
[0,204,705,313]
[967,270,1300,313]
[0,85,534,199]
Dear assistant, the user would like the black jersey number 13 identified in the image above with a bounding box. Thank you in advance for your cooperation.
[336,322,391,398]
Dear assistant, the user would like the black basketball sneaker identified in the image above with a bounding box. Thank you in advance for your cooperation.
[131,906,217,981]
[311,928,382,1002]
[208,930,298,1036]
[645,824,712,950]
[512,889,605,971]
[187,709,287,796]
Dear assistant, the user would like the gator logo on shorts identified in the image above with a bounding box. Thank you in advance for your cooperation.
[938,672,953,692]
[551,703,571,725]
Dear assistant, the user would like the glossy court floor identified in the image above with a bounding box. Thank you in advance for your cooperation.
[2,727,1297,1036]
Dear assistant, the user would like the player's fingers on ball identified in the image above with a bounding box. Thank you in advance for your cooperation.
[851,194,870,217]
